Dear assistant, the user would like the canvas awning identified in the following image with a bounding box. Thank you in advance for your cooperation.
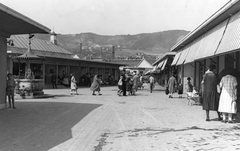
[171,51,182,66]
[161,58,168,70]
[157,61,164,69]
[176,47,189,65]
[184,35,204,64]
[215,11,240,55]
[194,19,228,60]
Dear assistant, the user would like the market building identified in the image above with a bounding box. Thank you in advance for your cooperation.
[169,0,240,93]
[7,34,124,88]
[0,3,50,109]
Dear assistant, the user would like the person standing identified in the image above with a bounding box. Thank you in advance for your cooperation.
[186,77,193,92]
[90,74,102,95]
[218,74,237,123]
[51,72,57,89]
[168,73,177,98]
[121,70,127,96]
[117,75,123,96]
[149,74,155,93]
[6,73,16,109]
[202,65,221,121]
[70,73,78,95]
[132,72,139,95]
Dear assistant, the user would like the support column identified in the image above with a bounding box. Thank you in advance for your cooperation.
[0,36,7,109]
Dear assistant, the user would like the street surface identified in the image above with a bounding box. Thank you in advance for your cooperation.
[0,84,240,151]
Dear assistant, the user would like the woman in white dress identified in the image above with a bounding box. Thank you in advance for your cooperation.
[218,74,237,123]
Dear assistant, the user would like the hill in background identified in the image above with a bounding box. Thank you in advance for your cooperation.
[35,30,189,59]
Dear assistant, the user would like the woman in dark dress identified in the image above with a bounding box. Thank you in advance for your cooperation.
[202,65,221,121]
[90,74,102,95]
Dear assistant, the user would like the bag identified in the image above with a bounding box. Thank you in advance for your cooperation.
[165,87,169,95]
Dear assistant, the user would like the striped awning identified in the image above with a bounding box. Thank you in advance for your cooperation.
[161,58,168,70]
[215,11,240,55]
[157,60,164,69]
[184,35,204,64]
[194,19,228,60]
[176,47,190,65]
[171,51,182,66]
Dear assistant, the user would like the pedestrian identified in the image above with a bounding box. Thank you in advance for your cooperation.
[168,73,177,98]
[132,72,139,95]
[70,73,78,95]
[186,77,193,92]
[218,74,237,123]
[121,70,127,96]
[149,74,155,93]
[51,71,57,89]
[117,75,123,96]
[6,73,16,109]
[202,64,221,121]
[90,74,102,95]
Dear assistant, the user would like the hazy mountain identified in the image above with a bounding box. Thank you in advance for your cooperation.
[34,30,189,58]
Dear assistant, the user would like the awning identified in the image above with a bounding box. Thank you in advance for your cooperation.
[184,35,204,64]
[171,51,182,66]
[176,47,190,65]
[157,60,164,69]
[161,58,168,70]
[215,11,240,55]
[194,19,228,60]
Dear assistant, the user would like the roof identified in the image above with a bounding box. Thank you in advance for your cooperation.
[171,0,240,52]
[0,3,50,36]
[9,35,72,55]
[136,58,153,68]
[111,59,142,67]
[152,52,176,65]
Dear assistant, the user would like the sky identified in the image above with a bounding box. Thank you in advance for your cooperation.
[1,0,231,35]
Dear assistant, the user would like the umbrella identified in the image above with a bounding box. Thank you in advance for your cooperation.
[219,68,240,80]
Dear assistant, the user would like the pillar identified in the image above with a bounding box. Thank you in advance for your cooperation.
[0,36,7,109]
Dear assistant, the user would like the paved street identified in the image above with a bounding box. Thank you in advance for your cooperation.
[1,84,240,151]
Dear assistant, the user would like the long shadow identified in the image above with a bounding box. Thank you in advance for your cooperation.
[0,102,102,151]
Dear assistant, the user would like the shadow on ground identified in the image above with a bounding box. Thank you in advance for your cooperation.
[0,102,102,151]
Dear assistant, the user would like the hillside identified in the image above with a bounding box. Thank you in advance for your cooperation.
[34,30,189,58]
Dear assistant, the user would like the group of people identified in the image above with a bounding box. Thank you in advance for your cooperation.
[167,64,239,123]
[117,70,155,96]
[202,65,238,123]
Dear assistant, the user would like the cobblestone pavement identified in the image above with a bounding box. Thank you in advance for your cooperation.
[0,84,240,151]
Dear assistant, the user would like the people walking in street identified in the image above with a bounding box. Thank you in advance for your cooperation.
[202,65,221,121]
[70,73,78,95]
[218,74,237,123]
[51,71,57,89]
[168,73,177,98]
[149,74,155,93]
[90,74,102,95]
[117,75,123,96]
[6,73,16,109]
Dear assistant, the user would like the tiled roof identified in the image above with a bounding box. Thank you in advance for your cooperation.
[9,35,72,55]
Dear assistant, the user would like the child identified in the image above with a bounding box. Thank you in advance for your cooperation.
[117,76,123,96]
[70,73,78,95]
[6,73,16,109]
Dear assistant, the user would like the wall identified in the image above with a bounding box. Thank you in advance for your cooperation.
[0,36,7,109]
